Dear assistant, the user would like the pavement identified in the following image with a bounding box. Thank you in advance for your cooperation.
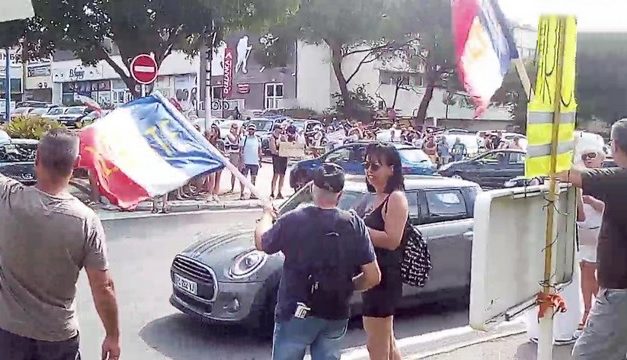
[70,160,294,216]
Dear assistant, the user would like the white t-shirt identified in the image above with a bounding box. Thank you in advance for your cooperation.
[241,135,261,165]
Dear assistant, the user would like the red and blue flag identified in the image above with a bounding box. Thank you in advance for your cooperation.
[453,0,519,117]
[78,93,225,209]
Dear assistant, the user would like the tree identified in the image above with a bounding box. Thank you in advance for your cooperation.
[0,0,297,96]
[290,0,420,117]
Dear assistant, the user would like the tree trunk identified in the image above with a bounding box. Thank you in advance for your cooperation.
[392,80,402,109]
[328,41,352,117]
[416,80,435,125]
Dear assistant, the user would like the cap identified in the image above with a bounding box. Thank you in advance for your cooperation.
[247,123,256,130]
[313,163,345,193]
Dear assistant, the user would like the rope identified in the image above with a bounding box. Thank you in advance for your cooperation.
[536,292,567,320]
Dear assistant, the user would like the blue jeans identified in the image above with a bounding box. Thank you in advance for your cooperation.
[272,316,348,360]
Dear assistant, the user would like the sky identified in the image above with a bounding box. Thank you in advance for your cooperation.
[499,0,627,32]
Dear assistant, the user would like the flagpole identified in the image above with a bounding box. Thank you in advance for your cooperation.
[513,58,533,100]
[153,91,270,207]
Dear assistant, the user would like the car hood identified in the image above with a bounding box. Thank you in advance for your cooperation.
[178,230,281,282]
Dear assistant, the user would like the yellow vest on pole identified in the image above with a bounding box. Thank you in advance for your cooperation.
[525,16,577,178]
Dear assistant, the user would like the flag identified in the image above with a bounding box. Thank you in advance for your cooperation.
[452,0,519,117]
[78,92,225,209]
[73,94,103,114]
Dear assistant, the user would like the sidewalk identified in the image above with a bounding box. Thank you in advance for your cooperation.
[418,334,573,360]
[70,163,294,214]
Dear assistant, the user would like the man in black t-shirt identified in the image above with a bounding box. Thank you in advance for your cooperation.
[254,164,380,360]
[560,119,627,360]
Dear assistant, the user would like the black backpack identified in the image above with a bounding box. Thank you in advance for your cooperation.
[400,223,432,287]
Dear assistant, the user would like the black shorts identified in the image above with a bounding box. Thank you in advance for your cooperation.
[272,156,288,175]
[0,327,81,360]
[361,267,403,318]
[242,164,259,177]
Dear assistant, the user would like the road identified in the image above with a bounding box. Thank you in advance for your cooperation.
[74,208,469,360]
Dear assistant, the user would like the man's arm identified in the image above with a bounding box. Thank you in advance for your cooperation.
[254,205,280,253]
[83,217,120,360]
[0,173,22,198]
[351,214,381,292]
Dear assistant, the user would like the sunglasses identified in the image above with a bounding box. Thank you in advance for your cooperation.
[581,153,597,161]
[363,161,382,171]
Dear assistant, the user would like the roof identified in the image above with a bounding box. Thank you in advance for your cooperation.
[343,175,479,192]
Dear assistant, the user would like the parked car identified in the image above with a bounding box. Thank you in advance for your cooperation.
[0,139,38,185]
[15,101,56,109]
[289,141,436,190]
[42,107,68,121]
[438,149,526,189]
[10,107,35,120]
[57,106,91,127]
[27,108,50,117]
[169,176,480,330]
[75,110,112,128]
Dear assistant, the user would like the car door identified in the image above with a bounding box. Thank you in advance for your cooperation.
[504,152,525,183]
[405,188,473,298]
[473,151,509,188]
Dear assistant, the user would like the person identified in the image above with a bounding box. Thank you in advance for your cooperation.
[423,135,437,164]
[575,149,605,335]
[207,123,224,202]
[0,129,120,360]
[225,122,244,193]
[270,125,288,199]
[254,163,381,360]
[437,137,451,166]
[361,143,410,360]
[412,132,424,149]
[509,135,524,150]
[451,137,467,162]
[240,123,262,200]
[559,119,627,360]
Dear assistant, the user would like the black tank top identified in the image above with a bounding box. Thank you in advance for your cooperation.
[364,195,403,268]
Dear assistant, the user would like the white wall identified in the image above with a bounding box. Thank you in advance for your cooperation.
[296,41,333,112]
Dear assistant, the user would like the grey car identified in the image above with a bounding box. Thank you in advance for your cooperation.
[169,176,480,330]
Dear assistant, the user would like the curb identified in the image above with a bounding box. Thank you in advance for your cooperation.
[337,319,526,360]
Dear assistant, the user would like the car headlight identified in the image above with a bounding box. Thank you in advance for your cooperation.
[229,250,267,278]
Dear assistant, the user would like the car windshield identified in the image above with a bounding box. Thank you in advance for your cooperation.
[279,185,365,215]
[0,143,37,162]
[249,119,274,132]
[30,108,48,116]
[66,107,85,114]
[398,148,430,163]
[48,108,64,115]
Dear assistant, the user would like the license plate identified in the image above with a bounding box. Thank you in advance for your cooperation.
[174,274,198,295]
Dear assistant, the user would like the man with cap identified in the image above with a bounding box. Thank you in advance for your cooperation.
[239,123,263,200]
[255,164,381,360]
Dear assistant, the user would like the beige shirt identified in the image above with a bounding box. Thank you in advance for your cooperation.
[0,175,108,341]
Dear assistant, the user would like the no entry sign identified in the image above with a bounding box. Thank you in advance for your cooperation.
[130,54,158,85]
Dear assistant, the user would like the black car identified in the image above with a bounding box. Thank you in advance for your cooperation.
[438,149,526,189]
[0,139,38,185]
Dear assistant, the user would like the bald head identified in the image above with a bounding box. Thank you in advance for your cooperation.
[36,129,80,180]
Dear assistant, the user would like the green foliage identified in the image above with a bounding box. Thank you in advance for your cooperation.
[0,0,297,95]
[331,84,377,121]
[5,117,66,140]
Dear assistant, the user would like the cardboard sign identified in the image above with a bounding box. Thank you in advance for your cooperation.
[326,130,346,143]
[279,142,305,158]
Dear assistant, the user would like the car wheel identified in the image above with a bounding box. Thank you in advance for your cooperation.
[452,172,464,180]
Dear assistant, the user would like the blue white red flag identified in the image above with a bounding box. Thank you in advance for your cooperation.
[452,0,519,117]
[78,93,225,209]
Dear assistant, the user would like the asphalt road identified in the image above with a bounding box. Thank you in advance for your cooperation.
[75,209,469,360]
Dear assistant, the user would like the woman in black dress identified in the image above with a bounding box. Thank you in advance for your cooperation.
[362,143,409,360]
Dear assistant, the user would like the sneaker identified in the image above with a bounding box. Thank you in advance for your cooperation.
[277,193,284,200]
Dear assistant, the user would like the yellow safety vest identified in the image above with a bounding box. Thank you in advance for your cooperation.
[525,16,577,178]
